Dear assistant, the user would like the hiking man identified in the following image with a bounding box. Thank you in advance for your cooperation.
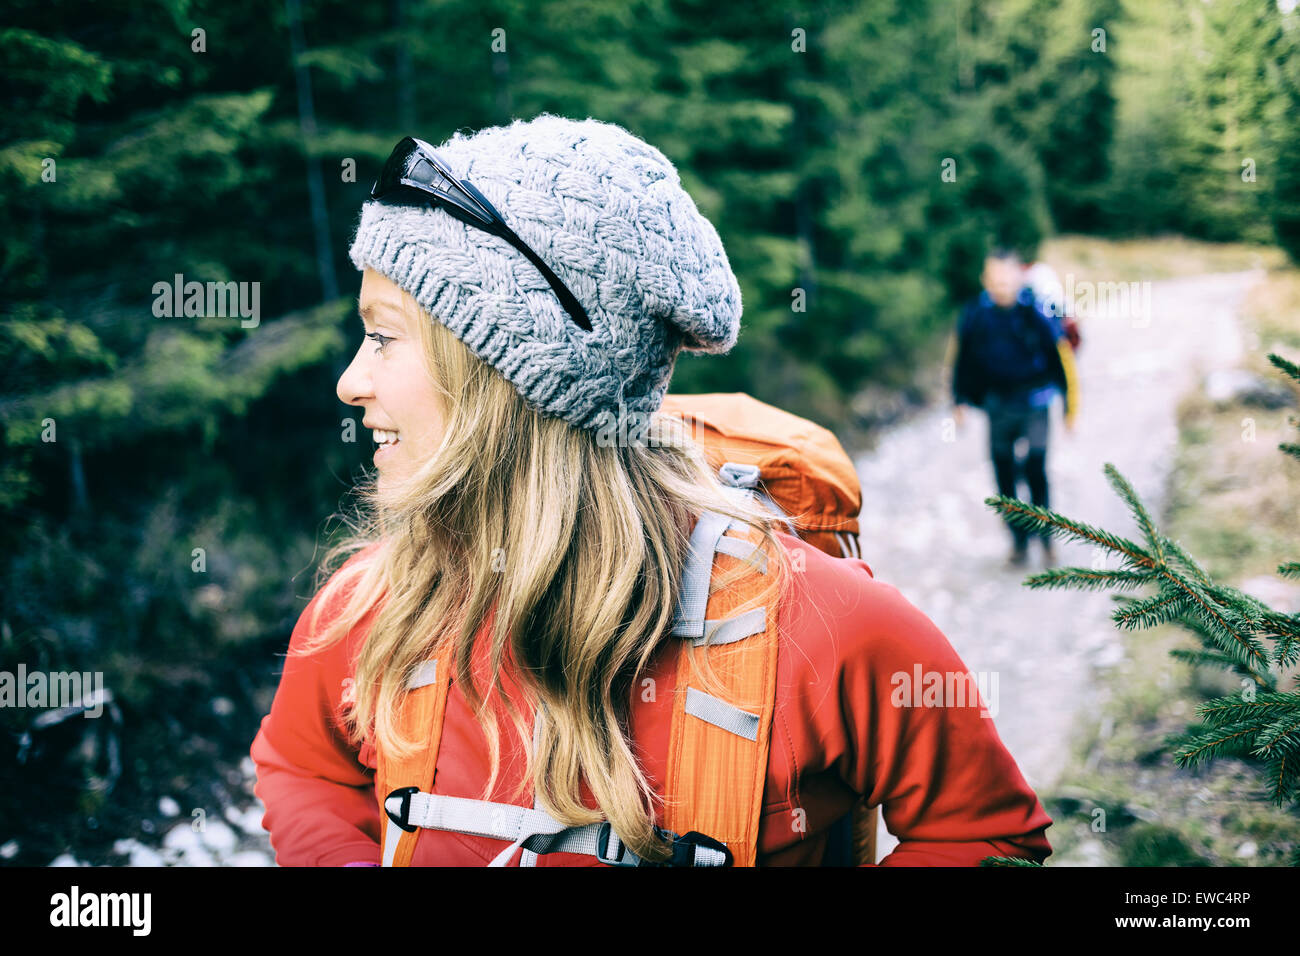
[951,248,1078,568]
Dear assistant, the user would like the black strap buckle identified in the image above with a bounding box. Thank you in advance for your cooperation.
[665,830,734,867]
[594,821,641,866]
[384,786,420,834]
[593,823,733,867]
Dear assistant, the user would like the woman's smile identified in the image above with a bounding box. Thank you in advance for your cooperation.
[369,425,401,463]
[373,436,399,463]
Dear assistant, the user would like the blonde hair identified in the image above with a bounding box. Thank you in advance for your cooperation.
[300,283,791,863]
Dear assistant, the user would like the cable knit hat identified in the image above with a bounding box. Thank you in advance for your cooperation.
[348,113,743,432]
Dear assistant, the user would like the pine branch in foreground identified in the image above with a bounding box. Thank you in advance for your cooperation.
[985,352,1300,812]
[1267,353,1300,463]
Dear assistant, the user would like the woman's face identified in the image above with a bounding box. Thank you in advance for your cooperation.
[336,268,446,489]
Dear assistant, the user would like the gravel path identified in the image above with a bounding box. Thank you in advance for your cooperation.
[857,271,1264,859]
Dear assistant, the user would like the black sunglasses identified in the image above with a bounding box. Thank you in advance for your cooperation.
[370,137,592,332]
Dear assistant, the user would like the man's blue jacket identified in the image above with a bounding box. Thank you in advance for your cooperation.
[952,288,1070,410]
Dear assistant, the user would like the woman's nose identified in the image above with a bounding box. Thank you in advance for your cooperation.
[336,348,371,407]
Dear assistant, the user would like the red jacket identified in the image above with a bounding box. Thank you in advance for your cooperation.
[250,533,1053,866]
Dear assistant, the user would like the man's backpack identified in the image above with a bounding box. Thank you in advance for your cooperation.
[374,392,877,866]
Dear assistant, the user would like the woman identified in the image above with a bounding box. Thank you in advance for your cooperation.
[249,114,1053,866]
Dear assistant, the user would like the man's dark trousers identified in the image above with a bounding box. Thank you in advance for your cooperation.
[984,390,1051,552]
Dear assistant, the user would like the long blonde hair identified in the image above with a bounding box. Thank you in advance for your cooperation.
[299,283,791,863]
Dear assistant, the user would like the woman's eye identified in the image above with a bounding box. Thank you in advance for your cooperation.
[365,331,394,355]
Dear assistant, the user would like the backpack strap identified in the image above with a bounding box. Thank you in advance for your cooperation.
[716,472,879,867]
[383,790,730,867]
[662,500,781,867]
[374,657,451,868]
[1057,338,1080,427]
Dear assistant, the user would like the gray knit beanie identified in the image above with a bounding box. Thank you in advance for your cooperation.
[348,113,742,432]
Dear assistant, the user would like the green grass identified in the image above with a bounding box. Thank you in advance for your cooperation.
[1041,234,1287,283]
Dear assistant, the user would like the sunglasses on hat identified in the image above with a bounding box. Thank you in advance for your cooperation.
[370,137,592,332]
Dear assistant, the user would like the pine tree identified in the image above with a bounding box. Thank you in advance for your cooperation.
[1105,0,1294,245]
[1270,1,1300,264]
[987,353,1300,838]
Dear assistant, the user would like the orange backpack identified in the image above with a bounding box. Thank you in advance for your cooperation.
[375,392,876,866]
